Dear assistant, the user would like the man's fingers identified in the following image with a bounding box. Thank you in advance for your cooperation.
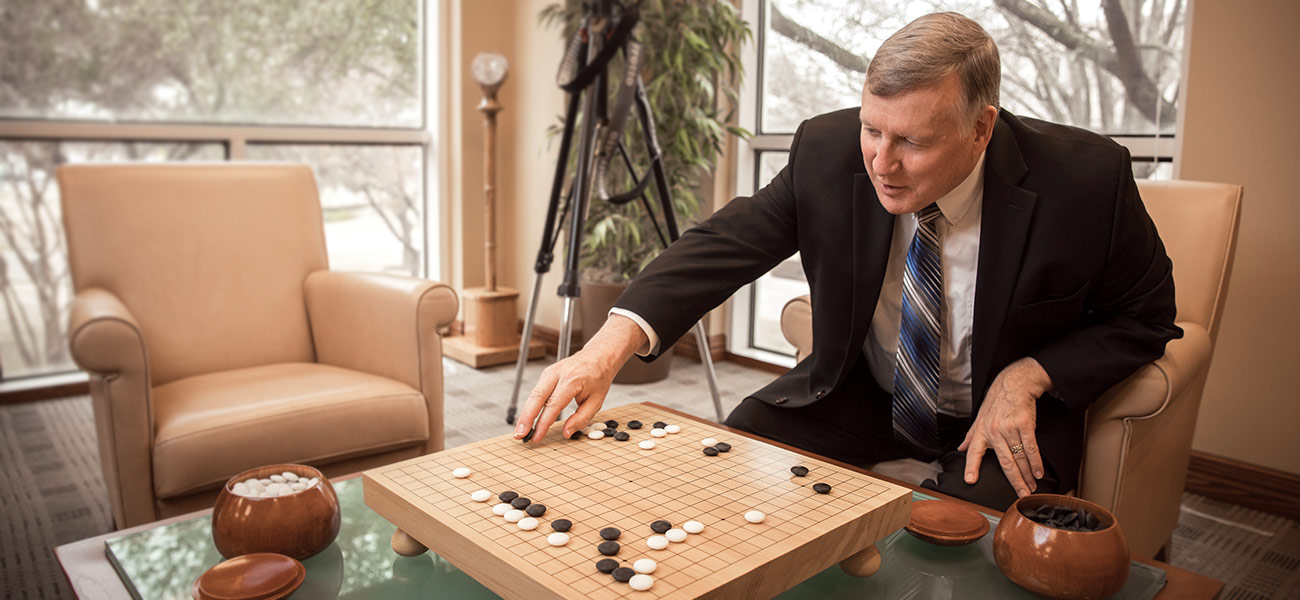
[515,368,559,438]
[1021,428,1045,480]
[563,394,606,438]
[529,380,581,443]
[963,438,986,484]
[995,444,1032,497]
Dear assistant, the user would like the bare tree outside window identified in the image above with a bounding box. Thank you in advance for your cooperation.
[0,0,423,380]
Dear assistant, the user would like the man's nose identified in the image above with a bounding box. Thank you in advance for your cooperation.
[873,141,899,175]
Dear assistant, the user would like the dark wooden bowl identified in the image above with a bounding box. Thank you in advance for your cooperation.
[211,464,341,560]
[993,494,1129,599]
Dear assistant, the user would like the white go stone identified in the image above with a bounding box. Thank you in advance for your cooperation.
[283,472,299,482]
[646,535,669,550]
[233,483,249,495]
[471,489,492,503]
[452,467,472,479]
[259,478,273,486]
[664,424,681,434]
[290,482,307,491]
[629,574,654,591]
[745,510,766,524]
[277,487,294,496]
[270,474,286,483]
[492,503,512,516]
[650,428,667,438]
[588,430,606,440]
[547,532,570,547]
[504,509,526,523]
[683,520,705,534]
[518,517,539,531]
[308,477,319,487]
[633,558,657,574]
[639,440,656,450]
[665,528,687,543]
[701,437,718,446]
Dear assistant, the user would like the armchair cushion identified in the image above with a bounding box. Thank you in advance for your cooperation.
[151,362,427,498]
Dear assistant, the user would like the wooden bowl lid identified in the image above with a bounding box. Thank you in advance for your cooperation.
[192,553,305,600]
[904,500,990,546]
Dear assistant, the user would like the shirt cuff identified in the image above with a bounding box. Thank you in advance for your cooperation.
[608,308,660,357]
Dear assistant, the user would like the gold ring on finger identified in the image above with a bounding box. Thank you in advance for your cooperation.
[1009,443,1024,455]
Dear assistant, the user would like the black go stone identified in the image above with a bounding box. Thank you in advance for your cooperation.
[605,419,620,429]
[551,519,572,532]
[812,483,832,494]
[652,421,668,429]
[714,442,731,452]
[614,431,631,441]
[650,520,672,534]
[599,527,622,540]
[790,466,810,477]
[703,447,720,457]
[499,491,519,503]
[526,504,547,517]
[612,567,636,583]
[521,427,536,443]
[602,428,618,437]
[628,420,643,429]
[510,497,531,510]
[570,431,583,440]
[596,558,619,574]
[597,541,621,556]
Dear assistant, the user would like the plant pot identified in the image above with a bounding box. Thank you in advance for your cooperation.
[578,279,672,384]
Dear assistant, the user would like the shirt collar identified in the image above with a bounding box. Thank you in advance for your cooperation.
[932,151,986,226]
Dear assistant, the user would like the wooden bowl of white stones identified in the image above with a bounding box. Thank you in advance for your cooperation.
[211,464,341,560]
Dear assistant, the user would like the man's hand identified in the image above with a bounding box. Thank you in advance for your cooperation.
[958,357,1053,497]
[513,314,649,443]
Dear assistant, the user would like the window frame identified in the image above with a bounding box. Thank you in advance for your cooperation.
[0,1,446,389]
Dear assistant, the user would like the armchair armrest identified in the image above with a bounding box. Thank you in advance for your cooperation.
[1086,322,1212,422]
[304,271,458,452]
[781,294,814,362]
[68,287,156,528]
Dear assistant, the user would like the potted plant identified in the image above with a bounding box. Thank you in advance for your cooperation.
[542,0,751,382]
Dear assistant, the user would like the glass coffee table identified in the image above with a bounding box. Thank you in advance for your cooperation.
[56,405,1224,599]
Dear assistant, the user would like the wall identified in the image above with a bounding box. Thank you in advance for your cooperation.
[1179,0,1300,474]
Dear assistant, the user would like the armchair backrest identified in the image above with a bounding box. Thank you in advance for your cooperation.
[58,163,329,386]
[1137,180,1243,339]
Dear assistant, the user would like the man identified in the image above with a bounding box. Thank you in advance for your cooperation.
[513,12,1180,510]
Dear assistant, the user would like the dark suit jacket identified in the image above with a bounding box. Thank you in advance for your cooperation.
[615,108,1181,486]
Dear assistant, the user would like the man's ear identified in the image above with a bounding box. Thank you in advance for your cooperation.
[973,105,998,149]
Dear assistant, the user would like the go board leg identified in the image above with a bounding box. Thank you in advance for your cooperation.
[839,543,882,577]
[391,528,428,557]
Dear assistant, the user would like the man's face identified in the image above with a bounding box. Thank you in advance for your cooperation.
[859,72,995,215]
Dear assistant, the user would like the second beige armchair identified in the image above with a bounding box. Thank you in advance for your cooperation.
[59,163,459,529]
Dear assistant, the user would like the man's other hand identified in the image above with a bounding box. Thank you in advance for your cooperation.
[513,314,649,443]
[958,357,1053,497]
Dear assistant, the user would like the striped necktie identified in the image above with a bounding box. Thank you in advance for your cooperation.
[893,203,943,460]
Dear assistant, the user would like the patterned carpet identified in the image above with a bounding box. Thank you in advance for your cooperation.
[2,355,1297,599]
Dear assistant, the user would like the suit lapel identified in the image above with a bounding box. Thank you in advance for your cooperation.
[972,115,1037,405]
[839,173,894,382]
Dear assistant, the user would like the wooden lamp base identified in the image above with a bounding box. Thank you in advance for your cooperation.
[444,286,544,368]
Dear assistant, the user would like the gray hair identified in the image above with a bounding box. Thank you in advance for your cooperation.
[867,12,1000,124]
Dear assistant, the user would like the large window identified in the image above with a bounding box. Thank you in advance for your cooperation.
[0,0,432,383]
[731,0,1187,364]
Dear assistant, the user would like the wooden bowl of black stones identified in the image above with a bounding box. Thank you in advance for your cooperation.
[993,493,1130,599]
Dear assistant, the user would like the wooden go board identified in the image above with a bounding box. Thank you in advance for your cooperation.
[363,402,912,600]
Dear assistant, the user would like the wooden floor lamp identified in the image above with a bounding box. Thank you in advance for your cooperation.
[444,52,544,368]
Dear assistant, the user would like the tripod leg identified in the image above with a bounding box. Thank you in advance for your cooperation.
[692,321,726,422]
[506,273,548,424]
[558,297,578,360]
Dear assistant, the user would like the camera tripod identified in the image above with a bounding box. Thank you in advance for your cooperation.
[506,0,723,425]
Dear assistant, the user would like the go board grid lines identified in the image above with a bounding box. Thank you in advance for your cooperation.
[365,403,911,600]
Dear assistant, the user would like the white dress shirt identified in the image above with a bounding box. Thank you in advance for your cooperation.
[612,152,986,417]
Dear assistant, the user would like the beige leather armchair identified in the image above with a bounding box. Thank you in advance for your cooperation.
[59,164,459,529]
[780,179,1242,558]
